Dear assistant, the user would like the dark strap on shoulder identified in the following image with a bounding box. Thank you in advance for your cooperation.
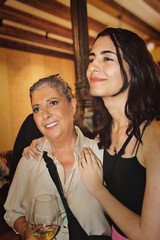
[43,151,88,239]
[43,152,64,199]
[103,131,134,188]
[43,151,112,240]
[135,122,150,156]
[43,152,79,218]
[117,130,134,157]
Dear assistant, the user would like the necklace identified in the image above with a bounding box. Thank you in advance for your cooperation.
[64,169,75,200]
[113,127,126,155]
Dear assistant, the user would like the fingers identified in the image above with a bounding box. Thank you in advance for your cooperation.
[87,148,103,169]
[22,146,39,160]
[22,137,44,160]
[36,137,45,151]
[22,147,30,159]
[78,147,103,196]
[79,147,102,169]
[79,148,92,170]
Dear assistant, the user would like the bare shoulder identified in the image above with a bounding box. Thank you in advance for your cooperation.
[143,120,160,141]
[142,120,160,166]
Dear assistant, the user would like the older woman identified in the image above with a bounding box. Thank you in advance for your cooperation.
[4,74,111,240]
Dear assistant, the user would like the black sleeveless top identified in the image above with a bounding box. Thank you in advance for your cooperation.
[103,131,146,236]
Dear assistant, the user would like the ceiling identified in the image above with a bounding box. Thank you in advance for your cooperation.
[0,0,160,60]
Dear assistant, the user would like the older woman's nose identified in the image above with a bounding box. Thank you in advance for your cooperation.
[42,108,52,120]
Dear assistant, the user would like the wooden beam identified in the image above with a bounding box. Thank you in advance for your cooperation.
[0,4,95,44]
[0,5,73,38]
[70,0,91,125]
[0,36,73,59]
[16,0,107,35]
[87,0,160,40]
[144,0,160,13]
[0,24,73,52]
[17,0,71,21]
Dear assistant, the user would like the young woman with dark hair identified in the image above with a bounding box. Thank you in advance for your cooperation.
[79,28,160,240]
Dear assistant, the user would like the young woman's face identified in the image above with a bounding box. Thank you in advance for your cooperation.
[87,36,130,98]
[31,85,76,141]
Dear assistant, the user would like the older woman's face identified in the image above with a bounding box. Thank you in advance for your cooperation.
[31,85,76,141]
[87,36,130,98]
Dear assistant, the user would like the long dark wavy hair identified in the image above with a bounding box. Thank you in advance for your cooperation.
[91,28,160,149]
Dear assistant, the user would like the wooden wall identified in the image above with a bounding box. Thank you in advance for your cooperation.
[0,46,159,152]
[0,47,75,151]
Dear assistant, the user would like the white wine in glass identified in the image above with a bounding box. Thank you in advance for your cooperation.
[31,194,60,240]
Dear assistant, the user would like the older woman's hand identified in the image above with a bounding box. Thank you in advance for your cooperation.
[22,137,45,160]
[14,217,35,240]
[78,147,103,197]
[23,226,35,240]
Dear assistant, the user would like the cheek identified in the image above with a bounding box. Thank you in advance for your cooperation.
[108,66,122,81]
[33,115,41,129]
[65,107,73,117]
[86,68,90,83]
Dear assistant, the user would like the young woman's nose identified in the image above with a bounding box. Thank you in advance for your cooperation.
[89,59,101,72]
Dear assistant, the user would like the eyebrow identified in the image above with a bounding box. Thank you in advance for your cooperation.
[32,97,59,108]
[101,50,117,55]
[89,50,117,57]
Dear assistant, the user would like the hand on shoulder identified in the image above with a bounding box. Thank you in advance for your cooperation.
[22,137,45,160]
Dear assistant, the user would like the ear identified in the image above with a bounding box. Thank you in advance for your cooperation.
[70,98,77,115]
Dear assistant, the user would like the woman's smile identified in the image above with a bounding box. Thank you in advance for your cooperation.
[90,77,106,82]
[45,121,59,128]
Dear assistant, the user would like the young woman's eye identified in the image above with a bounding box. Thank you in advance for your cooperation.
[33,107,40,113]
[104,57,112,61]
[50,100,58,106]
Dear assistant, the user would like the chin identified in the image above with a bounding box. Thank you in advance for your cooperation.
[90,89,103,97]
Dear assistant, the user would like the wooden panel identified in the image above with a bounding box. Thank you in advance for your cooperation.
[17,0,71,21]
[0,24,73,52]
[16,0,107,35]
[0,5,73,38]
[0,36,73,59]
[143,0,160,13]
[87,0,160,40]
[0,0,159,57]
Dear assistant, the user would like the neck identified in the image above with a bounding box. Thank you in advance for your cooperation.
[112,119,129,131]
[102,88,128,122]
[50,128,77,181]
[50,128,77,154]
[112,119,130,156]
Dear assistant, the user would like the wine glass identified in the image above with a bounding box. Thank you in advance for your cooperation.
[30,194,60,240]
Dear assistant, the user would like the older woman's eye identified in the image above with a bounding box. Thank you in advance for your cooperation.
[50,100,58,106]
[88,58,94,63]
[33,107,40,113]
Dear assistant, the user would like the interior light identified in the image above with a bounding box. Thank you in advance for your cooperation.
[147,42,155,51]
